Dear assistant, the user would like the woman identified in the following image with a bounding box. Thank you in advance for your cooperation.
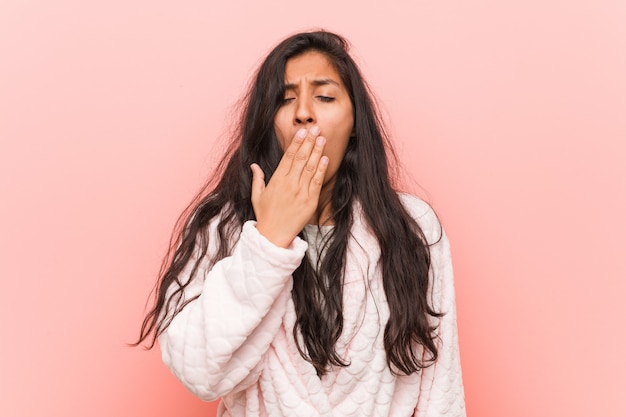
[137,30,466,417]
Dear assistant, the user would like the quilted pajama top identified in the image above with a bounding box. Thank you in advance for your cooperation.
[159,194,466,416]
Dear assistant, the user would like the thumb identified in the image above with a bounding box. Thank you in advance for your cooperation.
[250,163,265,202]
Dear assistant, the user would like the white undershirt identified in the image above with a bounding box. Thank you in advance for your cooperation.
[303,224,334,268]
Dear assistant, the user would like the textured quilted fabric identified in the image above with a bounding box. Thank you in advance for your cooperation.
[159,194,466,417]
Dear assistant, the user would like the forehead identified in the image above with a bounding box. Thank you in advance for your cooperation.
[284,51,343,85]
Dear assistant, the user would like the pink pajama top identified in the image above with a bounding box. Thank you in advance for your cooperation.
[159,194,466,417]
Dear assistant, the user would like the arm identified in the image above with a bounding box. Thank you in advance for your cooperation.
[160,126,326,401]
[413,207,466,417]
[158,220,307,401]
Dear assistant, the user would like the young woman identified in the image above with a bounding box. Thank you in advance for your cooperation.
[137,31,466,417]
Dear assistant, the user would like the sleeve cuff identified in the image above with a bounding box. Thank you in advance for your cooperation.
[241,220,308,268]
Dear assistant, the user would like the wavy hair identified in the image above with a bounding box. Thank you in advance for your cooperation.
[135,30,441,376]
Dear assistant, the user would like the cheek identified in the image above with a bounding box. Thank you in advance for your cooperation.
[321,114,352,159]
[278,138,290,151]
[324,137,351,175]
[329,108,354,140]
[273,112,292,151]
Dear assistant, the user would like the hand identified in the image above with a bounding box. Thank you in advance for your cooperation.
[250,126,329,248]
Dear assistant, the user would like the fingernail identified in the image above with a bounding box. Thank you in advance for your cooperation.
[297,128,307,138]
[310,126,320,135]
[316,136,325,146]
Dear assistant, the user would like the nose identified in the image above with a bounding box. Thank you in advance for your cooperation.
[294,98,315,125]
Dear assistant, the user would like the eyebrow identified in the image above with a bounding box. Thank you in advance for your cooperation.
[284,78,341,90]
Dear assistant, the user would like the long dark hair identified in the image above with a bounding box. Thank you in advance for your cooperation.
[135,30,441,376]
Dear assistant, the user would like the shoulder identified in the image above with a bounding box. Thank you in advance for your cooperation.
[397,193,433,218]
[397,193,443,245]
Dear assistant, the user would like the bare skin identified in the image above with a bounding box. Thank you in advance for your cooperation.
[251,52,353,248]
[250,127,328,248]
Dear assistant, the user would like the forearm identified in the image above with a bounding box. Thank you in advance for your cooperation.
[159,221,307,400]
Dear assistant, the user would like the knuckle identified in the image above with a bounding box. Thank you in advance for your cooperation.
[294,152,307,161]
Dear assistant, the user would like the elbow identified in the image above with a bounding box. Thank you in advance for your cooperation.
[181,373,244,401]
[183,382,221,402]
[159,340,220,400]
[161,351,228,401]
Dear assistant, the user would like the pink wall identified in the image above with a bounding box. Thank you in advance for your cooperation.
[1,1,625,416]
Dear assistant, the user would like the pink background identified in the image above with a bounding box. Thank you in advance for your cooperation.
[1,1,625,416]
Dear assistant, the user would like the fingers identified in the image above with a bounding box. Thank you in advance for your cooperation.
[250,163,265,204]
[309,155,329,193]
[300,134,326,181]
[250,127,329,246]
[275,126,326,181]
[274,128,308,176]
[290,125,321,175]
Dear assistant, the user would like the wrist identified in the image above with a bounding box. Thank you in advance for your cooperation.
[255,223,294,248]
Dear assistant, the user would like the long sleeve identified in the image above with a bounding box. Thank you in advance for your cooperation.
[413,207,466,417]
[158,220,308,401]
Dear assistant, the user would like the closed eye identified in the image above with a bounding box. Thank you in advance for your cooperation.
[317,96,335,103]
[282,97,296,104]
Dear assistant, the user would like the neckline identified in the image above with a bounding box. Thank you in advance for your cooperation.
[304,223,334,231]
